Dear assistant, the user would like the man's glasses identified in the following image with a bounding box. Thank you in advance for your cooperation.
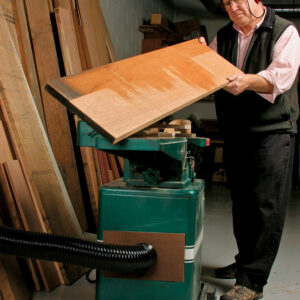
[222,0,245,10]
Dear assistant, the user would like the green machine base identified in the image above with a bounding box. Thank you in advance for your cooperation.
[96,179,205,300]
[77,121,210,300]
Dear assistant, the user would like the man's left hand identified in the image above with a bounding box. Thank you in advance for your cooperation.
[224,73,249,95]
[224,73,274,96]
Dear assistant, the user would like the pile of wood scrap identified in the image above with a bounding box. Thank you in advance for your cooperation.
[139,14,208,53]
[0,0,121,297]
[133,120,196,138]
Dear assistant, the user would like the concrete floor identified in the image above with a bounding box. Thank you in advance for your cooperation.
[31,183,300,300]
[202,183,300,300]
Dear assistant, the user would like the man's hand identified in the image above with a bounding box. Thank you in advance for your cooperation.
[224,73,249,95]
[224,73,274,95]
[198,37,207,45]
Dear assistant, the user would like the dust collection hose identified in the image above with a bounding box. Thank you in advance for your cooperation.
[0,226,157,273]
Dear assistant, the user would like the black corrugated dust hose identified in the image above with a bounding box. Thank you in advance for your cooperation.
[0,226,157,273]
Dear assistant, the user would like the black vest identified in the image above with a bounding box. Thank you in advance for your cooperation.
[215,7,299,134]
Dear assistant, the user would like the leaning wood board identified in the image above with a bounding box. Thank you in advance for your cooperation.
[46,39,241,144]
[77,0,110,68]
[0,5,86,284]
[54,3,102,224]
[0,4,82,243]
[0,217,30,300]
[24,0,87,231]
[3,160,63,291]
[0,164,43,291]
[12,0,45,128]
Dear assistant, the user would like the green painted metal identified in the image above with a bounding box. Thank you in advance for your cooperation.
[77,121,209,154]
[77,121,209,299]
[77,121,209,189]
[96,179,205,300]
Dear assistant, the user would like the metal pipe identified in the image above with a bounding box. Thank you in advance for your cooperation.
[273,8,300,15]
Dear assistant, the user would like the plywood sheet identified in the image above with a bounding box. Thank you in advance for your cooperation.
[47,39,241,143]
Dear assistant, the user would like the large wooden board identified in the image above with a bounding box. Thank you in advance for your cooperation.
[46,40,241,143]
[3,160,63,291]
[12,0,45,128]
[77,0,110,68]
[24,0,87,231]
[54,2,101,225]
[0,1,83,248]
[0,163,43,291]
[0,17,88,286]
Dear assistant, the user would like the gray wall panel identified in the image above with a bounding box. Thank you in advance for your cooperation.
[100,0,175,60]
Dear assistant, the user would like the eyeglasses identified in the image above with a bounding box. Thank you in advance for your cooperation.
[222,0,245,10]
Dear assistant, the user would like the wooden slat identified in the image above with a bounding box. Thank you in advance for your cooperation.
[0,165,22,229]
[47,40,241,144]
[97,1,117,62]
[0,253,30,300]
[47,0,54,12]
[0,120,14,163]
[77,0,110,68]
[107,153,120,180]
[0,217,30,300]
[96,150,110,185]
[54,0,88,70]
[12,0,45,128]
[3,160,63,291]
[0,6,85,284]
[54,3,100,225]
[54,6,82,75]
[0,0,19,58]
[24,0,87,231]
[0,164,43,291]
[117,156,124,174]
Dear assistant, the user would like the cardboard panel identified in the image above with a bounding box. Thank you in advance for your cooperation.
[103,231,185,282]
[46,39,241,144]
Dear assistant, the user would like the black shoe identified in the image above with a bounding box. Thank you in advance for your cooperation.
[214,262,237,279]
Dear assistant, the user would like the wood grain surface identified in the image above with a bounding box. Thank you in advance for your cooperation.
[47,39,241,143]
[0,4,82,239]
[25,0,87,231]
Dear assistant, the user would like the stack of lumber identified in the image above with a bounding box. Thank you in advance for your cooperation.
[0,0,121,297]
[133,120,196,138]
[139,14,208,53]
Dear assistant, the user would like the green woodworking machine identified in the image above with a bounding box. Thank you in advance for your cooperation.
[78,121,210,300]
[0,118,214,300]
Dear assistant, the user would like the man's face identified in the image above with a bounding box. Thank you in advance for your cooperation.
[222,0,259,29]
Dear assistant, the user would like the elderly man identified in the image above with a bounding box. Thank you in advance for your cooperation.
[200,0,300,299]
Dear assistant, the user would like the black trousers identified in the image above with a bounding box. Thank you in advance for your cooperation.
[223,132,295,292]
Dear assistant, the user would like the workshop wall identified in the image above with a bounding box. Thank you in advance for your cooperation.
[100,0,300,121]
[100,0,175,60]
[173,0,228,43]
